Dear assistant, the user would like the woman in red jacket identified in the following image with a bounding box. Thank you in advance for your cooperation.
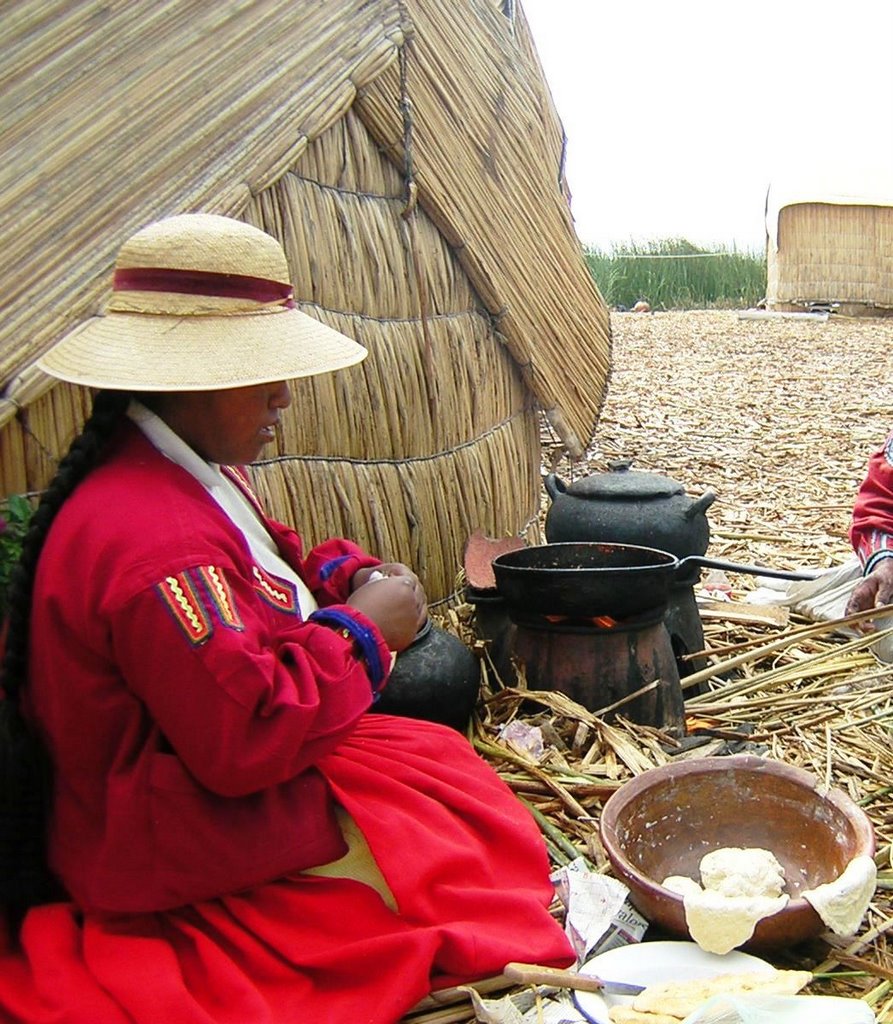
[0,213,572,1022]
[847,433,893,617]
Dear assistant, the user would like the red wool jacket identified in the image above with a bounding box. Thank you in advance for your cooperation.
[27,423,388,913]
[851,432,893,574]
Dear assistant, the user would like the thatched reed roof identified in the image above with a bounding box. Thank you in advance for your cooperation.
[0,0,611,602]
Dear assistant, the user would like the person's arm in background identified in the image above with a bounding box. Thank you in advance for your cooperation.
[846,433,893,616]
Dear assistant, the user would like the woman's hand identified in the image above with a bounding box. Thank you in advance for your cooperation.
[845,558,893,626]
[351,562,419,590]
[347,570,427,651]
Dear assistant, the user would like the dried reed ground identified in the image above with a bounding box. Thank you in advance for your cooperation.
[409,311,893,1023]
[572,309,893,566]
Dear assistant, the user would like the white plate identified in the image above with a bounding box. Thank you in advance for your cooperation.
[573,940,773,1024]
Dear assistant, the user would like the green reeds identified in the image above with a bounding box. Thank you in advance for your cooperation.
[585,237,766,311]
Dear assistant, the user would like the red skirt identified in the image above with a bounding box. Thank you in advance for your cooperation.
[0,716,573,1023]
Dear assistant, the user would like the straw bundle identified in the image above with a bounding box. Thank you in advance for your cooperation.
[768,202,893,315]
[1,0,611,605]
[355,0,612,454]
[250,412,540,589]
[237,108,542,599]
[0,373,93,496]
[0,0,406,393]
[258,307,529,458]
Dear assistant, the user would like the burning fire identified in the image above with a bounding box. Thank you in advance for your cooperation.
[591,615,619,628]
[543,613,620,627]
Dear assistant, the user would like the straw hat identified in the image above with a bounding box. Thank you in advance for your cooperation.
[37,213,367,391]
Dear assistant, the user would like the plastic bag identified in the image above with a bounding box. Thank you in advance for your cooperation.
[680,993,875,1024]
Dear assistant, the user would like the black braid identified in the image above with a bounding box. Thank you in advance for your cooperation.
[0,389,132,932]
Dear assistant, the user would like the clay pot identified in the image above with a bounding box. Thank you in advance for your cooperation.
[544,461,716,559]
[371,621,481,732]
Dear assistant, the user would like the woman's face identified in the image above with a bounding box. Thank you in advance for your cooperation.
[149,381,292,465]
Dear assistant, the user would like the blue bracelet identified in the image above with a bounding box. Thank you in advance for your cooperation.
[310,608,386,692]
[317,554,356,581]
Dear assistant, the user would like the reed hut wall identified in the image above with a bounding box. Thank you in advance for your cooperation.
[0,0,611,604]
[355,0,612,452]
[241,109,542,599]
[766,202,893,315]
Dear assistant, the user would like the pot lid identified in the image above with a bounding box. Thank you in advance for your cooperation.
[564,460,685,500]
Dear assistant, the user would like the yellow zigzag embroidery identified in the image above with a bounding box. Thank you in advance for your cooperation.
[251,565,298,613]
[157,573,212,644]
[198,566,244,630]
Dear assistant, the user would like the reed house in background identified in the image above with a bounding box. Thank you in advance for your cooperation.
[0,0,611,605]
[765,178,893,317]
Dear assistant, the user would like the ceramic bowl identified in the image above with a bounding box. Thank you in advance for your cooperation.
[599,754,875,950]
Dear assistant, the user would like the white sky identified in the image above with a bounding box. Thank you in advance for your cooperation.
[520,0,893,252]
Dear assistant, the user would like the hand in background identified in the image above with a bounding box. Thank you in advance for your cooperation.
[845,558,893,626]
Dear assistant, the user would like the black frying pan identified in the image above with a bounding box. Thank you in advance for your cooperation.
[491,542,818,619]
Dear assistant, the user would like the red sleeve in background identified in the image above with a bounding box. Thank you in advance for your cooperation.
[851,433,893,571]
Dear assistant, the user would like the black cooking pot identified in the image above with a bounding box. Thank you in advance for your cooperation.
[372,620,481,732]
[544,462,716,559]
[491,542,817,620]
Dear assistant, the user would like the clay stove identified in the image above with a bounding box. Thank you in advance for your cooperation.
[507,604,686,734]
[464,533,686,733]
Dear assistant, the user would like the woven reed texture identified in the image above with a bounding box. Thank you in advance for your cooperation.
[239,106,540,600]
[1,0,609,439]
[0,0,611,600]
[0,0,405,395]
[767,202,893,312]
[250,412,541,592]
[354,0,612,455]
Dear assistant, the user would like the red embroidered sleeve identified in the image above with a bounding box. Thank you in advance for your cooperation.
[116,563,388,797]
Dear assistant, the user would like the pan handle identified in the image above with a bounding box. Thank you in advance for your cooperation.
[678,555,819,582]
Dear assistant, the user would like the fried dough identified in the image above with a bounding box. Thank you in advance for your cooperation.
[631,968,811,1019]
[608,1007,682,1024]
